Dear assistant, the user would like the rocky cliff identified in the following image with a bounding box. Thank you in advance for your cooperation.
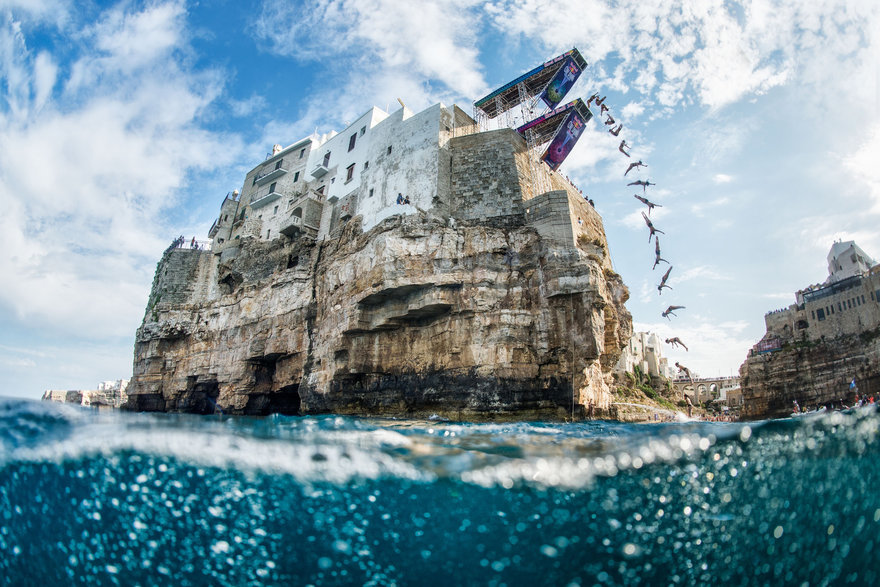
[124,124,632,420]
[740,329,880,419]
[126,211,631,420]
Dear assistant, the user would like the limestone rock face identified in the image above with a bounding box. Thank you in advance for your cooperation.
[740,331,880,419]
[125,209,631,420]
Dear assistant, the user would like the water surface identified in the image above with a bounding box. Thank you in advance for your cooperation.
[2,398,878,585]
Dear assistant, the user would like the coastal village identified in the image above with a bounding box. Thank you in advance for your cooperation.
[42,49,880,422]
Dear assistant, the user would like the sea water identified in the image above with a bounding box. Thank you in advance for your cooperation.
[1,398,879,586]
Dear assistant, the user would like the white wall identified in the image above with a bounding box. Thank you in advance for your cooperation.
[307,107,389,210]
[357,103,450,231]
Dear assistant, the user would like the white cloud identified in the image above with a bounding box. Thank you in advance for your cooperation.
[713,173,733,184]
[0,0,68,25]
[0,2,240,338]
[620,101,645,120]
[486,0,877,113]
[253,0,487,99]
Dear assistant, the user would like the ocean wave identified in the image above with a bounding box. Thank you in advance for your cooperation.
[2,398,878,490]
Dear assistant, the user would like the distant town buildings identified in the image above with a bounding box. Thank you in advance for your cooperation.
[616,331,677,380]
[756,240,880,351]
[43,379,129,409]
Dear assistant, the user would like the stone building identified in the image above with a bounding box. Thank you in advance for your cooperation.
[741,241,880,418]
[126,101,632,419]
[757,241,880,347]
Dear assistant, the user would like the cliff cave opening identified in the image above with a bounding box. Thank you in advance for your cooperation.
[266,384,302,415]
[244,354,302,416]
[178,377,221,415]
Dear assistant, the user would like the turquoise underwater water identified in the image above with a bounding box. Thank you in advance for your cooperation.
[1,398,879,586]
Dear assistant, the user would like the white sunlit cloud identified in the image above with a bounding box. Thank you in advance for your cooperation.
[252,0,487,103]
[485,0,876,115]
[0,2,240,338]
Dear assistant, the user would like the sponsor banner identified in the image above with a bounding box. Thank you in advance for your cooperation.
[541,108,588,170]
[540,57,583,109]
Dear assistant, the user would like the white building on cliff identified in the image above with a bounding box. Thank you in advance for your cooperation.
[616,331,676,380]
[209,103,479,258]
[753,241,880,353]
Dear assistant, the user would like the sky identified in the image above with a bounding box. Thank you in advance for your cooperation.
[1,0,879,399]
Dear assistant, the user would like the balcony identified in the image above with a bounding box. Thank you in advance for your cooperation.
[254,162,289,186]
[250,184,292,209]
[279,214,302,237]
[208,218,220,238]
[311,163,330,178]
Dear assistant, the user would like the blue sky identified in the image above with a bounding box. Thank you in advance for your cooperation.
[1,0,878,399]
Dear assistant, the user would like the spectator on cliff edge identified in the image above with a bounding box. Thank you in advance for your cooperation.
[404,195,410,205]
[396,193,404,204]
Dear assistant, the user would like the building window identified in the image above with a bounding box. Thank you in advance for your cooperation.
[364,161,369,170]
[275,159,283,170]
[273,205,278,214]
[294,171,300,182]
[316,185,325,195]
[811,310,815,319]
[817,308,825,321]
[269,182,276,194]
[360,126,366,136]
[387,145,392,155]
[267,229,271,239]
[224,215,228,222]
[300,148,305,159]
[862,295,866,304]
[323,152,331,167]
[369,188,374,198]
[346,163,355,182]
[348,134,357,151]
[838,302,842,311]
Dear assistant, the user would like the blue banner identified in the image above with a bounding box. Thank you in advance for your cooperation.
[542,108,587,170]
[540,57,582,109]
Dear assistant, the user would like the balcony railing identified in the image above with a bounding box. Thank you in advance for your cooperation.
[250,184,295,209]
[165,238,212,254]
[254,162,290,186]
[280,214,302,237]
[311,163,330,178]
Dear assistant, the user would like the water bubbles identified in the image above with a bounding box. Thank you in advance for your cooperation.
[623,543,641,557]
[773,526,784,539]
[540,544,559,558]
